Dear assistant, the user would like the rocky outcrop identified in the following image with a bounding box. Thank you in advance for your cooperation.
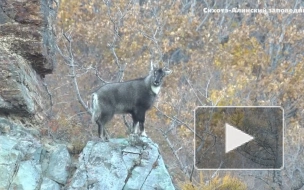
[0,0,57,116]
[0,118,71,190]
[46,145,71,184]
[0,118,175,189]
[68,137,175,190]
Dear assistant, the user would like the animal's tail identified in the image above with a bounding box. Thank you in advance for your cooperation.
[91,93,100,123]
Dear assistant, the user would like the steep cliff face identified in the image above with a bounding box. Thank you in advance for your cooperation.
[0,0,57,116]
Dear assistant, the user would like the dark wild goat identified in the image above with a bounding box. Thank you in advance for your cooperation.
[91,65,172,141]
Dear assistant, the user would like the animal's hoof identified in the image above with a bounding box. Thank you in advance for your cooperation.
[141,131,147,137]
[92,136,103,142]
[92,136,109,142]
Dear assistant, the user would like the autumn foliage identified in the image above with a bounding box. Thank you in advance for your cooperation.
[44,0,304,188]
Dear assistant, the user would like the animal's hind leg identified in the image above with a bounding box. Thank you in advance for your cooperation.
[97,113,113,141]
[96,119,107,141]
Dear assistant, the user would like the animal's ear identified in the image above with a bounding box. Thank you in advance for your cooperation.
[163,67,172,75]
[150,61,158,71]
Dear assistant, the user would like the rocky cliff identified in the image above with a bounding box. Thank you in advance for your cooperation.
[0,1,175,189]
[67,137,175,190]
[0,119,175,189]
[0,0,56,116]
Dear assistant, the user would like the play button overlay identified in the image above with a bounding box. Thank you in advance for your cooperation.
[225,123,254,153]
[194,106,283,170]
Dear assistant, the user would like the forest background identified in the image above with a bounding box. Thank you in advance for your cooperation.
[43,0,304,189]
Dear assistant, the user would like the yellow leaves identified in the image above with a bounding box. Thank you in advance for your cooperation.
[178,125,192,138]
[220,175,247,190]
[169,31,175,36]
[231,43,243,57]
[180,174,247,190]
[208,74,251,106]
[226,85,235,96]
[214,59,221,67]
[214,27,269,73]
[209,90,223,105]
[259,60,304,103]
[130,41,138,50]
[268,82,279,92]
[180,182,197,190]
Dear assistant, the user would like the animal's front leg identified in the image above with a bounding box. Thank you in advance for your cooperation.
[133,122,140,134]
[131,113,140,135]
[139,122,147,137]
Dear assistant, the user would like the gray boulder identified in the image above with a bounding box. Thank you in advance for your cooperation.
[0,118,71,190]
[46,145,72,184]
[0,136,21,189]
[0,133,71,190]
[41,177,61,190]
[0,133,43,190]
[67,137,175,190]
[10,160,42,190]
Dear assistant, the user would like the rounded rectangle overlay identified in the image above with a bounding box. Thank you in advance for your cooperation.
[194,106,284,170]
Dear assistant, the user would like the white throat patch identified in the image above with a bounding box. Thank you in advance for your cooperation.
[151,85,161,94]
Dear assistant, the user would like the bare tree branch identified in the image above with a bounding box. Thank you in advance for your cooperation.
[159,128,188,176]
[56,32,92,116]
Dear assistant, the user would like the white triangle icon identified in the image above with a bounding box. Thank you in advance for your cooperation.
[225,123,254,153]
